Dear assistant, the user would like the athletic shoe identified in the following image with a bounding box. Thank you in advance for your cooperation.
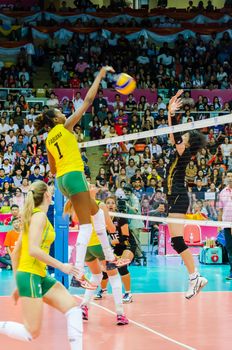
[70,276,97,290]
[106,258,131,271]
[94,289,107,300]
[116,314,129,326]
[81,305,88,320]
[123,293,133,303]
[225,274,232,280]
[185,275,208,300]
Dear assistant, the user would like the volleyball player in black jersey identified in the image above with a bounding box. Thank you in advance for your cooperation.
[167,90,208,299]
[95,196,135,303]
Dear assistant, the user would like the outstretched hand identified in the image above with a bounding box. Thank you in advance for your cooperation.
[61,263,80,276]
[99,66,115,79]
[168,89,184,115]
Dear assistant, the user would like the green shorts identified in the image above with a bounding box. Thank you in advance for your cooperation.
[85,245,105,262]
[57,171,88,197]
[16,271,57,298]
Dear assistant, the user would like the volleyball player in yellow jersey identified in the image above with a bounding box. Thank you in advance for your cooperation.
[0,180,83,350]
[34,66,122,289]
[64,189,129,325]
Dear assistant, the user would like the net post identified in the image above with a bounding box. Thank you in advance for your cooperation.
[54,180,69,288]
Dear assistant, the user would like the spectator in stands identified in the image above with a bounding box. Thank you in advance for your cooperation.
[58,64,70,87]
[123,184,145,264]
[92,90,108,117]
[46,92,59,108]
[142,109,155,129]
[129,114,141,133]
[0,116,10,136]
[0,217,20,270]
[148,137,162,160]
[101,118,111,138]
[192,178,207,200]
[12,106,24,129]
[2,181,13,199]
[12,187,24,207]
[125,94,137,112]
[27,135,39,156]
[5,130,16,146]
[73,92,84,111]
[113,94,124,114]
[29,165,44,183]
[2,158,13,176]
[21,177,29,195]
[125,147,140,167]
[51,55,65,77]
[30,156,45,176]
[125,159,137,180]
[75,56,89,74]
[24,119,34,137]
[12,168,23,188]
[221,137,232,165]
[218,170,232,279]
[60,0,69,11]
[96,167,108,189]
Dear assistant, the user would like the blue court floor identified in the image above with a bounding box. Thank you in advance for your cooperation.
[1,256,232,296]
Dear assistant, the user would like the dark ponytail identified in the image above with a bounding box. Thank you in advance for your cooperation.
[189,130,207,156]
[34,109,56,132]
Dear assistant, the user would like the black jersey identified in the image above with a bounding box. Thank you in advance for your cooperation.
[166,148,191,195]
[108,217,129,246]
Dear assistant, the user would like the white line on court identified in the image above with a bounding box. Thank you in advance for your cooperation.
[76,295,197,350]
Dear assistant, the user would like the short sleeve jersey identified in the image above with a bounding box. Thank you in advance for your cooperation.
[46,124,84,177]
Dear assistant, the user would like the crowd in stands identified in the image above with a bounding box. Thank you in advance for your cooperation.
[7,30,230,91]
[88,90,231,222]
[1,0,229,13]
[0,86,231,223]
[50,30,232,90]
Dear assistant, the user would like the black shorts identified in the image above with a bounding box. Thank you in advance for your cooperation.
[168,193,189,214]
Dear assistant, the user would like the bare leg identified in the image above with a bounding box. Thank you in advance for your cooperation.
[168,213,195,274]
[44,282,83,350]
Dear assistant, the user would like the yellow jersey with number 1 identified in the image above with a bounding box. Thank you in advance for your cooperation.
[46,124,84,177]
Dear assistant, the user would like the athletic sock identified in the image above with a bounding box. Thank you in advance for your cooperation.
[92,209,115,261]
[75,224,93,275]
[0,321,32,341]
[108,274,124,315]
[82,273,103,306]
[65,307,83,350]
[125,290,131,294]
[189,271,199,281]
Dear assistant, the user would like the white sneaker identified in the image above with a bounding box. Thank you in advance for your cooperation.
[185,275,208,300]
[123,293,133,303]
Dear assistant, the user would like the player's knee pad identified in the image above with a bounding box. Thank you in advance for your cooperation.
[118,265,129,276]
[171,236,188,254]
[92,208,106,232]
[102,271,108,280]
[91,273,103,286]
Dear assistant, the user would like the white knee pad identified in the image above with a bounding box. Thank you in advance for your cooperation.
[92,208,106,233]
[91,273,103,286]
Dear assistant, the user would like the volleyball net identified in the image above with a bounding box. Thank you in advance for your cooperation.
[79,112,232,229]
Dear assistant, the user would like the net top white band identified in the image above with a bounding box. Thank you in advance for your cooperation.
[79,113,232,148]
[109,211,232,228]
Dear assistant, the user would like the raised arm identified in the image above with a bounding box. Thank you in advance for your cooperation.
[168,89,185,156]
[64,66,115,132]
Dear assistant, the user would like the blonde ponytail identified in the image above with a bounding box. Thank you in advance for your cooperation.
[22,190,35,231]
[22,181,48,232]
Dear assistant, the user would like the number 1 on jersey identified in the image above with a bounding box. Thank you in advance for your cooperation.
[54,142,63,159]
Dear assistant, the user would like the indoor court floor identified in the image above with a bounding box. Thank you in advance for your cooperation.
[1,256,232,350]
